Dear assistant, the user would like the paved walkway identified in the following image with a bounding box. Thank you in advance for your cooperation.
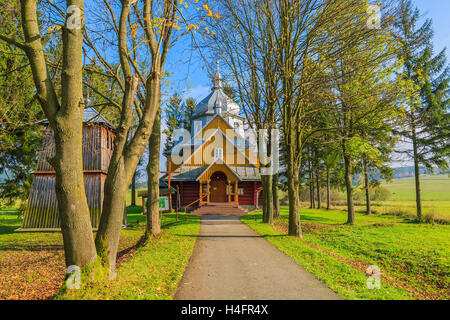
[175,215,340,300]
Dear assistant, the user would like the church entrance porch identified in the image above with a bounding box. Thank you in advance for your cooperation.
[210,171,227,202]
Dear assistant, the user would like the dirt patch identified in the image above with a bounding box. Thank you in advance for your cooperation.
[273,220,337,235]
[0,230,143,300]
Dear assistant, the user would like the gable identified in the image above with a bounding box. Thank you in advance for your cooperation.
[183,129,257,167]
[193,114,235,140]
[196,161,240,183]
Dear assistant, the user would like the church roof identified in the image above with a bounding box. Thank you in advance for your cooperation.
[162,165,261,182]
[39,107,115,129]
[82,107,114,127]
[192,61,240,118]
[180,126,257,167]
[193,90,240,118]
[161,166,207,182]
[164,112,253,156]
[233,167,261,180]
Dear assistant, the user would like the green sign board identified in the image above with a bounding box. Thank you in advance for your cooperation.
[159,196,169,211]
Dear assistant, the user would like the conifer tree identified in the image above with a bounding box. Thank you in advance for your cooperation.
[394,0,450,220]
[163,93,196,154]
[163,93,184,155]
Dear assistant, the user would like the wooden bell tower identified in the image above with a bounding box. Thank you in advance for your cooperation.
[18,108,115,231]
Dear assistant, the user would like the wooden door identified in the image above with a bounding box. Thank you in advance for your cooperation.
[210,172,227,202]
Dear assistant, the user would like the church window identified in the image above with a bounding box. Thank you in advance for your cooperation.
[213,148,223,161]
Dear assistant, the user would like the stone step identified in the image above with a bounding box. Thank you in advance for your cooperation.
[191,203,248,215]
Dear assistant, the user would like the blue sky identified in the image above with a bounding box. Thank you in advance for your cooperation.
[414,0,450,58]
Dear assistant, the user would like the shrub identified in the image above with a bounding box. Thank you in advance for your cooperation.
[371,186,391,201]
[299,187,345,203]
[354,185,391,201]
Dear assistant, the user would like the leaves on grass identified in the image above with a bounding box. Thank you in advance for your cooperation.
[0,230,143,300]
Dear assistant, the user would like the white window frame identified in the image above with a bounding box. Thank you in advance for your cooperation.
[213,147,223,161]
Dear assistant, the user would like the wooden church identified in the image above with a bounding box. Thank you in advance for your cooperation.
[19,108,115,231]
[163,62,263,213]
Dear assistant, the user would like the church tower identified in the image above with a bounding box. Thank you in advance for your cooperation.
[163,62,263,212]
[191,61,245,137]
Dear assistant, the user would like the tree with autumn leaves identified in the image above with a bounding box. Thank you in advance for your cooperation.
[0,0,222,281]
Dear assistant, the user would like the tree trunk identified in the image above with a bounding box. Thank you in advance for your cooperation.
[287,161,302,237]
[131,173,136,206]
[262,174,273,224]
[95,159,129,278]
[146,109,161,237]
[411,120,422,220]
[326,165,331,210]
[93,0,170,278]
[94,0,165,276]
[286,129,302,237]
[95,70,162,278]
[309,156,315,209]
[316,166,321,209]
[272,173,280,218]
[55,0,97,268]
[131,172,136,206]
[344,154,355,224]
[363,159,371,215]
[311,172,316,208]
[262,175,267,217]
[52,114,97,268]
[19,0,97,269]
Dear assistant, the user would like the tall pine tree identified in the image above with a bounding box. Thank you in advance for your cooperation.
[163,93,184,155]
[394,0,450,220]
[163,93,196,154]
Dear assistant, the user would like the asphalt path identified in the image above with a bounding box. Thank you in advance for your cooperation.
[175,215,341,300]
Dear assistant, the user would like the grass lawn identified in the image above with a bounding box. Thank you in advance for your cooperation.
[59,213,199,300]
[0,205,199,300]
[242,207,449,300]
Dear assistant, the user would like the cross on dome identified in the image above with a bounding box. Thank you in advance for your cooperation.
[212,59,223,89]
[192,60,241,120]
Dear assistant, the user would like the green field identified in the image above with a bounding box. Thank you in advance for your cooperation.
[242,207,450,300]
[379,174,450,220]
[332,174,450,221]
[383,174,450,201]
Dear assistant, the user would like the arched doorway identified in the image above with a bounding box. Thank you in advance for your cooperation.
[210,171,227,202]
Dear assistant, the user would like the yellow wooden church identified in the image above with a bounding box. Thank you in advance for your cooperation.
[163,63,263,213]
